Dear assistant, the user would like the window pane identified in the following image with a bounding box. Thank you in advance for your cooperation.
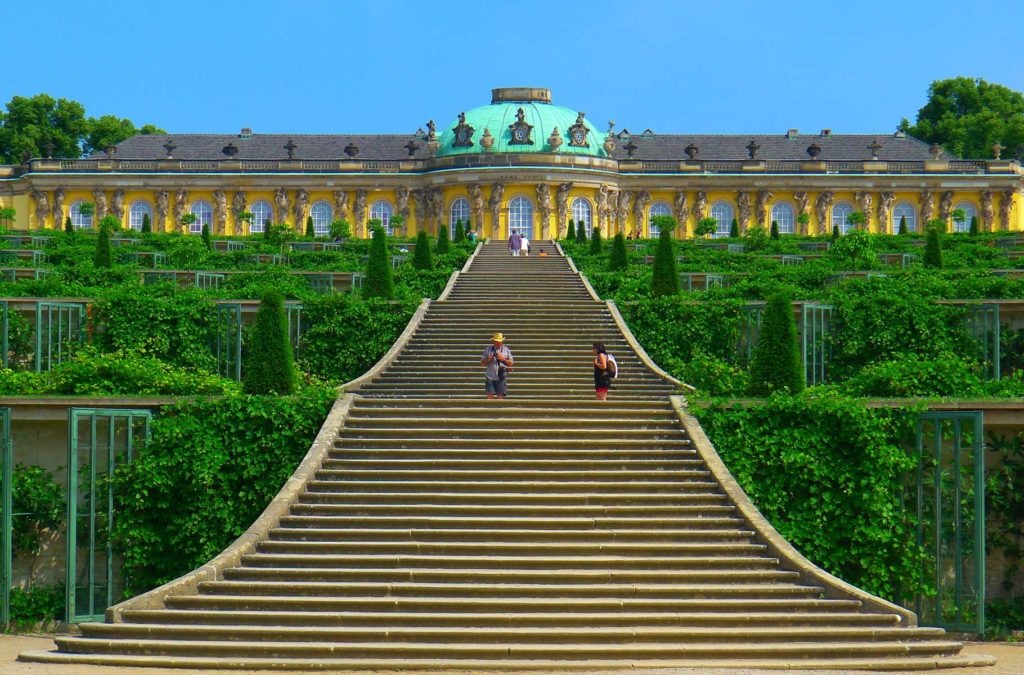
[250,201,272,233]
[310,201,332,235]
[450,198,470,236]
[129,202,152,231]
[771,203,794,234]
[572,198,593,236]
[649,202,670,238]
[370,201,393,235]
[710,202,733,238]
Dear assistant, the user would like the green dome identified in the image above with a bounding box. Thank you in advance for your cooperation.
[436,88,608,158]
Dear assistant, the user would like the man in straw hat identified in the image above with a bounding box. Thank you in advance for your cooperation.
[481,332,514,399]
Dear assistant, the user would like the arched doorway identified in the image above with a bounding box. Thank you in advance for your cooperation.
[508,196,533,240]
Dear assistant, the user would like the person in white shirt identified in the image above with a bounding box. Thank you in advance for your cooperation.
[520,235,530,257]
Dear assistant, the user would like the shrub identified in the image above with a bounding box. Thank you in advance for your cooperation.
[924,224,943,268]
[608,232,628,271]
[64,215,73,234]
[770,220,780,240]
[842,354,983,397]
[830,229,874,270]
[364,226,395,300]
[576,220,587,244]
[201,222,212,250]
[435,223,450,254]
[651,228,679,297]
[695,217,717,237]
[729,218,739,238]
[413,230,433,269]
[45,348,239,396]
[9,584,64,627]
[898,215,908,234]
[6,464,63,558]
[305,215,315,238]
[969,215,979,236]
[589,225,602,255]
[330,219,351,240]
[93,224,111,268]
[832,224,840,241]
[453,219,465,243]
[243,290,297,395]
[140,213,151,234]
[748,291,804,396]
[565,219,575,242]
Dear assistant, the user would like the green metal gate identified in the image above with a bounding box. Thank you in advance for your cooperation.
[212,303,243,380]
[286,303,304,356]
[801,303,832,386]
[964,304,1000,381]
[912,411,985,634]
[0,301,8,369]
[66,408,151,623]
[737,304,762,366]
[0,407,10,624]
[35,302,86,372]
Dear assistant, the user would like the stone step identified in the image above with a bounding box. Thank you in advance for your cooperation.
[265,527,751,544]
[288,503,734,518]
[349,397,672,409]
[302,479,720,494]
[326,449,698,461]
[252,541,761,557]
[319,458,702,470]
[332,437,689,450]
[337,427,684,440]
[296,491,729,506]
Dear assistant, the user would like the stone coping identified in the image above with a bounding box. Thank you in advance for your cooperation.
[670,395,917,627]
[104,393,359,622]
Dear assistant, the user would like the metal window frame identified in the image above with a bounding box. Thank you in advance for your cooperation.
[0,407,11,624]
[34,301,86,373]
[965,303,1001,381]
[801,303,832,386]
[212,303,243,380]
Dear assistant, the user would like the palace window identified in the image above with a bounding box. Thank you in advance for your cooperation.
[250,200,272,233]
[129,201,153,231]
[450,197,470,236]
[953,202,977,232]
[832,202,855,234]
[70,201,93,229]
[649,201,671,238]
[710,201,734,238]
[893,202,916,232]
[572,197,593,237]
[189,201,212,234]
[508,196,534,239]
[310,201,332,236]
[771,202,795,234]
[370,200,393,235]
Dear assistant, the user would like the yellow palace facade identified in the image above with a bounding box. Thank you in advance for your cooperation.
[1,87,1022,239]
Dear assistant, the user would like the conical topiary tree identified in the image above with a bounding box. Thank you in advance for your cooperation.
[201,222,212,249]
[898,215,908,235]
[608,232,628,271]
[566,219,575,242]
[576,220,587,244]
[832,224,840,241]
[436,223,450,254]
[305,215,315,238]
[140,213,151,234]
[64,215,73,235]
[651,226,679,297]
[94,223,112,268]
[770,220,780,240]
[969,215,979,236]
[748,290,804,396]
[729,218,739,238]
[364,225,395,299]
[413,229,433,269]
[589,225,602,254]
[243,289,296,395]
[924,222,943,268]
[453,219,466,243]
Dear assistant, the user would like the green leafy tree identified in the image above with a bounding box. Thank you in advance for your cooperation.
[796,212,810,233]
[242,290,296,395]
[950,208,966,232]
[93,223,112,268]
[201,222,211,249]
[83,115,164,156]
[453,219,465,243]
[748,291,804,396]
[651,220,679,297]
[97,214,121,233]
[413,229,433,269]
[847,210,867,230]
[305,215,315,238]
[899,77,1024,159]
[565,219,575,242]
[924,220,944,268]
[695,217,717,237]
[364,224,395,299]
[435,222,450,254]
[180,212,197,233]
[969,215,980,236]
[236,211,254,234]
[770,220,780,240]
[78,202,95,219]
[0,207,15,228]
[0,94,88,162]
[608,232,628,271]
[140,212,151,234]
[729,218,739,238]
[329,219,350,240]
[898,214,908,234]
[576,220,587,244]
[830,229,874,271]
[589,224,602,254]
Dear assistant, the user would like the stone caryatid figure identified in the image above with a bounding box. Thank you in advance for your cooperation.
[173,189,189,230]
[53,188,65,226]
[556,183,572,237]
[673,191,689,234]
[231,191,247,231]
[111,189,126,221]
[155,190,169,232]
[293,189,309,231]
[793,192,810,234]
[755,190,772,228]
[427,188,444,232]
[814,191,834,232]
[394,187,411,229]
[939,190,954,223]
[736,191,751,233]
[694,191,708,223]
[981,190,994,231]
[855,191,873,227]
[30,190,50,227]
[877,192,895,233]
[274,187,290,224]
[632,191,651,235]
[536,184,552,235]
[469,184,485,231]
[333,190,349,223]
[92,189,109,220]
[596,185,613,231]
[616,190,633,234]
[354,190,368,237]
[1000,188,1016,231]
[920,189,934,225]
[488,183,505,237]
[411,189,427,231]
[212,190,228,234]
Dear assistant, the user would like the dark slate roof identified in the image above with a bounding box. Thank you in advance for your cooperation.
[101,131,947,163]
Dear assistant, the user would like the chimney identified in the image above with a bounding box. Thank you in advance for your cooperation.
[239,127,252,139]
[820,128,832,137]
[786,128,799,139]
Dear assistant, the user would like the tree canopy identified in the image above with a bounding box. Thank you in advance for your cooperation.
[0,93,164,163]
[899,77,1024,160]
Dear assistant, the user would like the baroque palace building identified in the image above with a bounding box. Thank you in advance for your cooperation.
[1,87,1022,239]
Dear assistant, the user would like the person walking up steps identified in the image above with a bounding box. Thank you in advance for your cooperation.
[508,230,522,256]
[520,234,530,257]
[482,332,514,399]
[593,341,614,401]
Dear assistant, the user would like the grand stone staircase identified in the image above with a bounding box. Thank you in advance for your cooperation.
[21,241,994,670]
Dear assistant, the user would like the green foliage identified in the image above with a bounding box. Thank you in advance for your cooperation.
[770,220,780,240]
[9,584,64,627]
[695,394,923,600]
[243,290,297,395]
[651,228,679,297]
[93,224,111,268]
[201,222,211,250]
[64,215,73,234]
[305,215,315,238]
[841,354,984,397]
[589,226,602,255]
[796,212,810,231]
[179,213,197,230]
[576,220,586,244]
[330,219,351,240]
[453,219,465,243]
[986,596,1024,638]
[744,225,770,252]
[0,207,16,228]
[969,215,979,236]
[986,432,1024,593]
[847,210,867,230]
[413,230,433,270]
[565,219,575,242]
[1,464,64,556]
[729,218,739,238]
[898,214,908,234]
[364,226,395,299]
[0,93,89,162]
[435,222,450,254]
[899,77,1024,159]
[140,212,151,234]
[748,291,804,396]
[695,217,717,237]
[608,232,628,272]
[924,223,943,268]
[831,224,840,241]
[830,229,874,271]
[112,388,335,595]
[164,234,211,269]
[77,202,95,218]
[262,223,291,247]
[83,114,164,156]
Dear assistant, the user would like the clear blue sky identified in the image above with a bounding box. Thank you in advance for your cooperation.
[3,0,1022,136]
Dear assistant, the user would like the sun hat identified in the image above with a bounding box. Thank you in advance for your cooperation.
[491,332,505,342]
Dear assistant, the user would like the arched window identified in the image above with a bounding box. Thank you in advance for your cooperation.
[370,200,393,235]
[450,197,470,237]
[129,201,153,231]
[249,200,272,233]
[70,200,93,229]
[893,202,916,233]
[189,201,212,234]
[710,201,734,238]
[648,201,671,238]
[310,201,332,236]
[831,202,855,234]
[770,202,795,234]
[508,196,533,240]
[571,198,593,237]
[953,202,977,232]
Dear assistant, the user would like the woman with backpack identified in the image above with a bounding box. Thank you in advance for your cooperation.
[592,342,614,401]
